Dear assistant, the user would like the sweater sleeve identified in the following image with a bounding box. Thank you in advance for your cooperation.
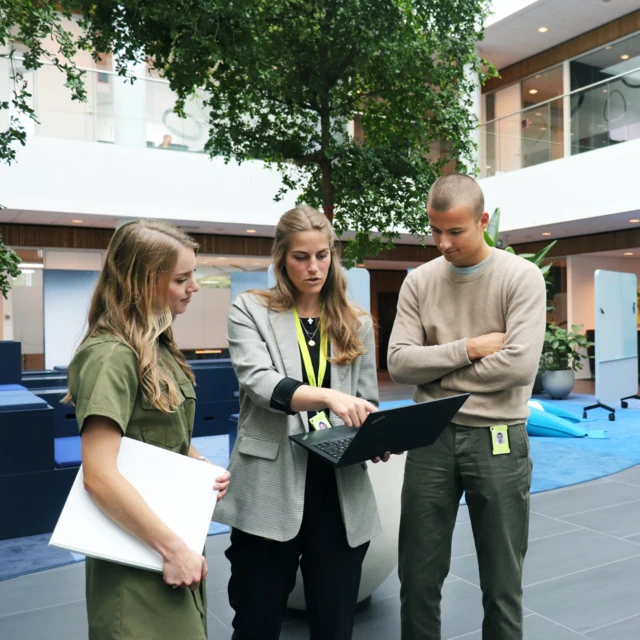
[440,264,546,394]
[387,272,472,386]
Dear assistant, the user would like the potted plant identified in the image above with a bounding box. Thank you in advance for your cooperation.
[484,208,556,394]
[539,323,593,399]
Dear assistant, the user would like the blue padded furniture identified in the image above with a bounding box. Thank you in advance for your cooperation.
[54,436,82,468]
[0,387,53,475]
[0,467,78,539]
[193,400,240,437]
[0,341,21,384]
[21,372,67,390]
[32,388,78,438]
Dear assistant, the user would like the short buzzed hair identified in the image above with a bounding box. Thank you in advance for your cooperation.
[427,174,485,221]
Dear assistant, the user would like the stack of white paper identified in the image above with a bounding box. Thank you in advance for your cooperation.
[50,437,224,572]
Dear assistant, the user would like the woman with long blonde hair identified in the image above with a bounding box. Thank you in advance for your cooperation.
[214,204,387,639]
[65,219,230,640]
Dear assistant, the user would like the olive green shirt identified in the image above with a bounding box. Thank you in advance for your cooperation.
[68,333,207,640]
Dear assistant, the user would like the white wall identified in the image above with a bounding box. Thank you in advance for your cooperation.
[44,250,103,270]
[493,83,522,174]
[0,136,298,227]
[172,288,231,350]
[479,136,640,233]
[11,271,44,355]
[567,255,640,378]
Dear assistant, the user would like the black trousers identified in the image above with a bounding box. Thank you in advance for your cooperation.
[225,457,370,639]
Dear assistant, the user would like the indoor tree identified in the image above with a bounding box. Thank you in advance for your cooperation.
[74,0,494,262]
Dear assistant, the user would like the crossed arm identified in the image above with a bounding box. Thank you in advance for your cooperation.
[388,269,547,392]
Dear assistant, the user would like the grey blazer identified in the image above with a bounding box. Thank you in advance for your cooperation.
[213,292,383,547]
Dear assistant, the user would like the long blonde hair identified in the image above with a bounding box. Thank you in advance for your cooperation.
[255,204,366,365]
[65,219,198,412]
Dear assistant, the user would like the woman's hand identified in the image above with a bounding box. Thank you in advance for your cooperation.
[162,540,208,591]
[326,390,378,427]
[214,469,231,501]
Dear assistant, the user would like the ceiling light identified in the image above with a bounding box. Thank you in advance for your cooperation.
[624,252,634,256]
[529,89,538,95]
[606,46,612,51]
[538,27,548,33]
[603,89,608,93]
[71,219,83,224]
[535,112,542,116]
[630,219,640,223]
[621,54,630,60]
[246,229,257,233]
[19,262,44,269]
[541,232,552,236]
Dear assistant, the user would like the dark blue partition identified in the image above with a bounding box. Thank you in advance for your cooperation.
[0,341,21,385]
[0,467,78,539]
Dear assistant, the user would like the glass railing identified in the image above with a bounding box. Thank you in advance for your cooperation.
[480,66,640,178]
[1,57,210,153]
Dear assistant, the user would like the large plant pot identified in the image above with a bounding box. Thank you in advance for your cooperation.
[542,370,575,399]
[532,372,544,395]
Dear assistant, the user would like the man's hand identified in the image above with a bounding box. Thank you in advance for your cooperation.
[466,332,505,361]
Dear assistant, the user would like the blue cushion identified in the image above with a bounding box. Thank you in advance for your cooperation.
[0,384,27,392]
[54,436,82,468]
[0,391,49,412]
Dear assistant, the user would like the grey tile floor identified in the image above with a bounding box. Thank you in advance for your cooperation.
[2,465,640,639]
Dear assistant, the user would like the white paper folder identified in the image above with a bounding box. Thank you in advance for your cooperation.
[49,437,223,572]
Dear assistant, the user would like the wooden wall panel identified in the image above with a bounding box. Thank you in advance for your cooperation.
[0,223,441,262]
[484,10,640,93]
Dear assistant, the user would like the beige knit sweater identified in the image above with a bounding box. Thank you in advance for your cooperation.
[388,249,547,427]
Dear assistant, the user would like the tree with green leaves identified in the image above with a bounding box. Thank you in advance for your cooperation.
[74,0,493,262]
[0,0,85,165]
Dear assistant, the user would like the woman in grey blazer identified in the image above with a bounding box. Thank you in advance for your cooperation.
[214,204,385,639]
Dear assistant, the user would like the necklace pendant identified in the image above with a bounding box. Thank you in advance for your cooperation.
[308,339,316,347]
[307,317,314,324]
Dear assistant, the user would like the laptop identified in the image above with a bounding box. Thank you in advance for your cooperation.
[289,393,469,467]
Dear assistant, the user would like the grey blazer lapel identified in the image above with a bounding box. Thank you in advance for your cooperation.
[269,308,303,381]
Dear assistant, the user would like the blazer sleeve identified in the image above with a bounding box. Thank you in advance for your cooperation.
[227,295,293,413]
[356,317,380,408]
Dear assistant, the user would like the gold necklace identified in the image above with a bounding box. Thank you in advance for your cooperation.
[300,318,321,346]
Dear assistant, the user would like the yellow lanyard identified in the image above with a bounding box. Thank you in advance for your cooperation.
[293,307,328,388]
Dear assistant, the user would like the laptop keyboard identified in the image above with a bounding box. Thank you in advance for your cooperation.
[313,436,355,460]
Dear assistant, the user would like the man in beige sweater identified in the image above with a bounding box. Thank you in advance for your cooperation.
[388,174,547,640]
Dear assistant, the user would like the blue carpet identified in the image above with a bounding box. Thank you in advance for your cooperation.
[378,394,640,494]
[3,395,640,582]
[0,434,230,582]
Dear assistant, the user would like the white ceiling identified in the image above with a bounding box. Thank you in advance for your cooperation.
[479,0,640,70]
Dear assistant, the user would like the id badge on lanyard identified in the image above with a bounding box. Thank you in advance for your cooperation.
[293,308,332,431]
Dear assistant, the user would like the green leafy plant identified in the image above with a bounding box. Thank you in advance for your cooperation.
[0,229,21,300]
[539,323,593,372]
[484,207,557,310]
[74,0,495,263]
[0,1,85,166]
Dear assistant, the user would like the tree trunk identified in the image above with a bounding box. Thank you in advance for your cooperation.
[319,108,335,222]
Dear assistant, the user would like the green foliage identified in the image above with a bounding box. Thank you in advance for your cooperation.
[484,208,557,311]
[0,226,21,300]
[540,323,594,372]
[0,1,85,166]
[75,0,494,263]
